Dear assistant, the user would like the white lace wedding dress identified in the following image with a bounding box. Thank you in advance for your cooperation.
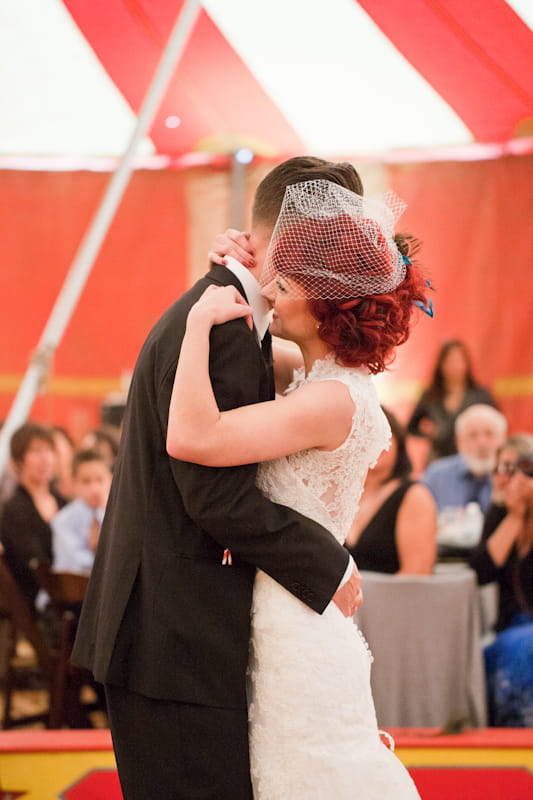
[248,355,421,799]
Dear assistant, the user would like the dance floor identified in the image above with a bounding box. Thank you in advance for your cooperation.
[0,727,531,798]
[1,647,531,800]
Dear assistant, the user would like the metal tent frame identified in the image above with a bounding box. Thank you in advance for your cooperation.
[0,0,201,473]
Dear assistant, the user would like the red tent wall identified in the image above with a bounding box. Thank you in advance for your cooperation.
[0,156,531,444]
[384,154,533,434]
[0,168,190,439]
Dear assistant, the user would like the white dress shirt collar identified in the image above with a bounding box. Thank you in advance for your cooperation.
[223,256,272,341]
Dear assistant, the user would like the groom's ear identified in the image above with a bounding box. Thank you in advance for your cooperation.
[249,227,274,278]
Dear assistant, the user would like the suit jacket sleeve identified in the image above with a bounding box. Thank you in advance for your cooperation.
[157,316,350,614]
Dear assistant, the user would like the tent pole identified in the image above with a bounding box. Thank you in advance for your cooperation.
[0,0,202,475]
[229,154,247,230]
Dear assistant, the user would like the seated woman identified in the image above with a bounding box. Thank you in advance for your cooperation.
[0,422,65,610]
[345,406,437,574]
[469,433,533,727]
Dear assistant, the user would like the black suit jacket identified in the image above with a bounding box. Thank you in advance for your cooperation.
[72,264,349,709]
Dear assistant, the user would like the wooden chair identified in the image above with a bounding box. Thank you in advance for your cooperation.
[30,561,101,728]
[31,562,88,606]
[0,555,54,728]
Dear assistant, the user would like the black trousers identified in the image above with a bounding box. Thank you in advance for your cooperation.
[105,684,253,800]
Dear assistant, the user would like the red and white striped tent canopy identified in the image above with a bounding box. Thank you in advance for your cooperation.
[2,0,532,162]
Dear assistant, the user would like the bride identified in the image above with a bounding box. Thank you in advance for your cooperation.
[167,179,427,798]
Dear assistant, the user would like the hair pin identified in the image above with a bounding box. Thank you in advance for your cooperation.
[415,297,434,318]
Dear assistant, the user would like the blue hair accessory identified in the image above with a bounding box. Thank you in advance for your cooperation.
[402,254,434,317]
[415,291,434,318]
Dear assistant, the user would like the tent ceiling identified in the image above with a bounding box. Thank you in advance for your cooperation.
[1,0,532,159]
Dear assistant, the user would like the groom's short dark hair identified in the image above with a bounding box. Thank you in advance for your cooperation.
[252,157,364,228]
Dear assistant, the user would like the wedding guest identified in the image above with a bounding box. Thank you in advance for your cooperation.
[490,433,533,507]
[52,448,112,727]
[51,425,76,501]
[407,339,497,464]
[346,407,437,574]
[422,404,507,514]
[80,425,121,471]
[0,423,65,609]
[469,439,533,726]
[421,404,507,559]
[52,449,112,575]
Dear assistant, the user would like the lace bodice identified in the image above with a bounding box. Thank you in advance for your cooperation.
[257,353,390,544]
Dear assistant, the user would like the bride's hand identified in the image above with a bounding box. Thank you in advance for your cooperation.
[188,285,253,330]
[333,563,363,617]
[208,229,256,268]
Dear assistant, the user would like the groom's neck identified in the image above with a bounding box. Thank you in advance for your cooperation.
[248,225,274,282]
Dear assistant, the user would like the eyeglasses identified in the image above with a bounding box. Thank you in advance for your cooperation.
[516,455,533,478]
[494,455,533,478]
[494,461,518,476]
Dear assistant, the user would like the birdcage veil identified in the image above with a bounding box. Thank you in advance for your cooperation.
[260,179,408,299]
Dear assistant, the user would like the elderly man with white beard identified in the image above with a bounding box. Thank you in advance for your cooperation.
[421,403,507,557]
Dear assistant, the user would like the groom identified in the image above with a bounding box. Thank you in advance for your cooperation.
[72,157,365,799]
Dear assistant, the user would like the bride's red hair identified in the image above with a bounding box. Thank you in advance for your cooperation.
[309,253,428,375]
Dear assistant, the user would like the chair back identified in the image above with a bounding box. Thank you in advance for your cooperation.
[30,561,88,608]
[356,569,487,729]
[29,560,95,728]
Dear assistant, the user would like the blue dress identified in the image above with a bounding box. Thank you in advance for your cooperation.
[470,504,533,727]
[484,613,533,727]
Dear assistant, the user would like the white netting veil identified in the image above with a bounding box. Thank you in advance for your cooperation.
[260,179,407,299]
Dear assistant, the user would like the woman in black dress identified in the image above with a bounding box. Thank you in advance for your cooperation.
[0,422,65,610]
[346,407,437,574]
[469,434,533,727]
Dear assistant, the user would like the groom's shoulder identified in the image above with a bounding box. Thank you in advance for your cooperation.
[152,264,239,334]
[153,264,247,337]
[144,273,213,344]
[136,266,247,365]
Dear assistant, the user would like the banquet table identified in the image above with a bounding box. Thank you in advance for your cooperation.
[355,569,488,729]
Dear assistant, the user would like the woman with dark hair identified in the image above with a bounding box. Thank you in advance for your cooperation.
[407,338,497,463]
[0,422,66,609]
[346,406,437,574]
[167,180,427,798]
